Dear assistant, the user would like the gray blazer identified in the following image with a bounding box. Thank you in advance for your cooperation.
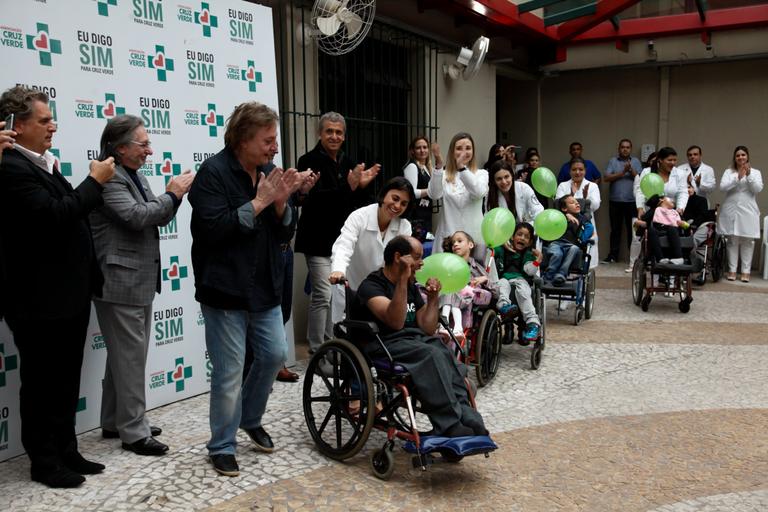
[90,165,177,306]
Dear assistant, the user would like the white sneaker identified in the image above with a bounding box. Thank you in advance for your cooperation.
[624,266,633,273]
[659,258,670,264]
[670,258,684,265]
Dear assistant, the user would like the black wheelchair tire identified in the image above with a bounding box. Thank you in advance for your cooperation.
[370,447,395,480]
[475,309,501,387]
[711,236,727,282]
[530,342,543,370]
[584,269,596,319]
[632,259,645,306]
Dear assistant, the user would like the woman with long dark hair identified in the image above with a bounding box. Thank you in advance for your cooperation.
[486,160,542,223]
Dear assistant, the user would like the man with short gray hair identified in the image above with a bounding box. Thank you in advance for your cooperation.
[294,112,380,353]
[90,114,194,457]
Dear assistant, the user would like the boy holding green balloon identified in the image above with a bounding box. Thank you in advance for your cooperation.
[543,196,594,286]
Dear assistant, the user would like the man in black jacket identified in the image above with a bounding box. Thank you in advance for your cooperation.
[189,102,312,477]
[0,86,115,488]
[294,112,379,353]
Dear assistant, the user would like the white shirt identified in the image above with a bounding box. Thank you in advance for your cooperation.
[331,203,412,289]
[497,181,544,223]
[14,143,56,174]
[678,161,716,200]
[634,167,689,211]
[403,162,430,203]
[717,168,763,238]
[428,167,489,252]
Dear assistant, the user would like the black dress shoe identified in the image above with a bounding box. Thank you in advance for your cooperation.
[31,466,85,488]
[103,425,162,439]
[243,426,274,453]
[122,436,169,456]
[62,452,105,474]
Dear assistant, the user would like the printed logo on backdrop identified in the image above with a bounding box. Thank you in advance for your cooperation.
[50,148,72,177]
[204,349,211,384]
[162,255,188,291]
[75,93,125,121]
[77,30,114,75]
[1,25,25,51]
[0,406,10,451]
[149,356,192,392]
[226,60,262,92]
[176,2,218,37]
[153,306,184,347]
[140,96,171,135]
[0,344,19,388]
[25,23,62,66]
[133,0,164,28]
[227,7,254,45]
[159,216,178,241]
[77,397,87,414]
[91,332,106,351]
[193,151,214,171]
[155,152,181,183]
[201,104,224,137]
[186,50,215,88]
[96,0,118,17]
[147,45,175,82]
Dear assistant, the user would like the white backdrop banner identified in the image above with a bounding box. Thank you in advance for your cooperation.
[0,0,281,462]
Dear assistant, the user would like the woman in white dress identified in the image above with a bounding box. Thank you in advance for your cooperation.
[555,158,601,268]
[486,159,543,223]
[428,132,488,253]
[718,145,763,282]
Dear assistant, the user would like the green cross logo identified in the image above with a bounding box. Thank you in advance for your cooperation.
[26,23,62,66]
[240,60,263,92]
[96,93,125,119]
[200,103,224,137]
[167,357,192,392]
[96,0,118,16]
[194,2,218,37]
[155,152,182,184]
[162,255,188,291]
[0,343,19,388]
[50,148,72,177]
[76,396,87,413]
[148,45,175,82]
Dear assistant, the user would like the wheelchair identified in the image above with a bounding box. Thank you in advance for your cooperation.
[539,240,596,326]
[631,227,704,313]
[494,277,547,370]
[302,281,497,480]
[693,205,727,283]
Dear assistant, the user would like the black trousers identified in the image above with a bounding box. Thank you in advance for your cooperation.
[608,200,636,260]
[648,223,683,261]
[6,305,91,472]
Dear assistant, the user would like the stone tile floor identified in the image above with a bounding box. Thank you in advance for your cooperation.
[1,265,766,511]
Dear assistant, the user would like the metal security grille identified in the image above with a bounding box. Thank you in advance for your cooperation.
[275,3,440,184]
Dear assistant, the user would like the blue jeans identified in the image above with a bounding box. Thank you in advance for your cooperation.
[544,241,581,281]
[201,304,287,455]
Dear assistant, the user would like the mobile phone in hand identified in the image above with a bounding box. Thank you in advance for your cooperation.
[3,113,13,131]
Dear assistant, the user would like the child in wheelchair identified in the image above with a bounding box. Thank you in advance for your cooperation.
[437,231,499,345]
[543,195,594,286]
[643,194,688,265]
[494,222,542,342]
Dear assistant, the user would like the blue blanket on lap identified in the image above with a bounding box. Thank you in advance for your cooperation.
[403,435,497,456]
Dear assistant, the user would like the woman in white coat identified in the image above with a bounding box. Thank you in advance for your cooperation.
[329,177,414,320]
[486,159,543,222]
[556,158,601,268]
[428,132,488,253]
[718,145,763,282]
[634,146,689,214]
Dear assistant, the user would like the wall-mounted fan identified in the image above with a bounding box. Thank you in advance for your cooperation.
[311,0,376,55]
[444,36,490,80]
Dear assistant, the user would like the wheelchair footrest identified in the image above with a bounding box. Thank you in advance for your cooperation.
[402,435,498,456]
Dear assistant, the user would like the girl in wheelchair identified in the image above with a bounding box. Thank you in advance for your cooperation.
[437,231,499,344]
[494,222,542,342]
[643,194,688,265]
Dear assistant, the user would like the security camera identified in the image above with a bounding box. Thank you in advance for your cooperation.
[647,40,654,51]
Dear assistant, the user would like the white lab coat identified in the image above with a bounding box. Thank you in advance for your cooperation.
[717,168,763,238]
[634,167,689,211]
[556,179,601,268]
[428,167,488,252]
[677,162,716,202]
[496,181,544,224]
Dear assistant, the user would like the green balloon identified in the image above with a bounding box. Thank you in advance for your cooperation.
[531,167,557,198]
[534,208,568,241]
[415,253,470,294]
[640,172,665,198]
[481,207,517,248]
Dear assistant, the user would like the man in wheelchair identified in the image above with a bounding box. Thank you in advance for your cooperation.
[352,235,488,438]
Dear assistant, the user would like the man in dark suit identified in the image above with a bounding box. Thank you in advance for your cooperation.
[0,86,115,488]
[90,115,194,456]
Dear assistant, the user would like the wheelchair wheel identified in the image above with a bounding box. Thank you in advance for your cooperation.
[370,446,395,480]
[711,236,727,282]
[632,259,645,306]
[303,339,375,461]
[640,294,651,312]
[584,269,596,319]
[573,305,584,326]
[475,309,502,387]
[530,341,543,370]
[679,296,692,313]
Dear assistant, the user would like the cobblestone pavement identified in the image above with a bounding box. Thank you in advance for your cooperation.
[1,265,766,511]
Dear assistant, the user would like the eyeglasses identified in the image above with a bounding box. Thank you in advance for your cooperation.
[130,140,152,148]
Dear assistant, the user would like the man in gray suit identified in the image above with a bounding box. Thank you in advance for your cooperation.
[90,115,194,456]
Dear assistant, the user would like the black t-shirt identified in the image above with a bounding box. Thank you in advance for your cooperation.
[353,269,425,337]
